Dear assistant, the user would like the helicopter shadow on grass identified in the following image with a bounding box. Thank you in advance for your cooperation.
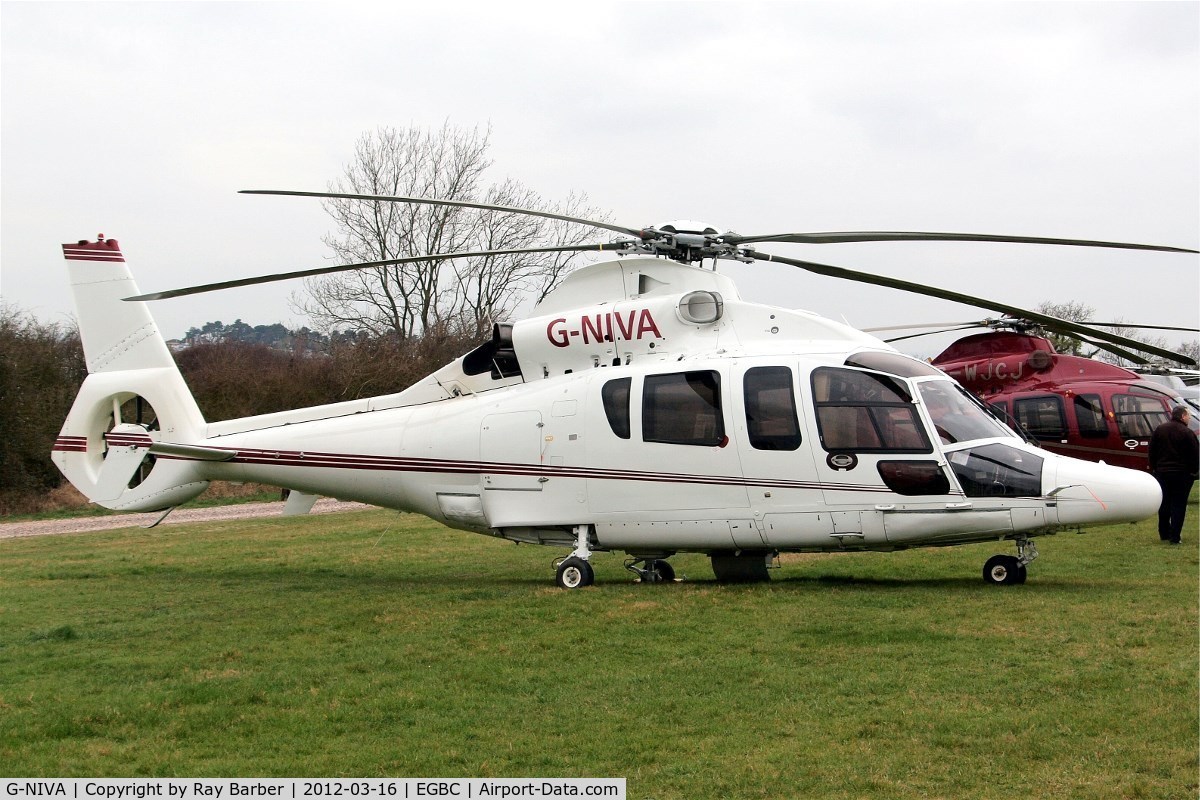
[643,570,1117,596]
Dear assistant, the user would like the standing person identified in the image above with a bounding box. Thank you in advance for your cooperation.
[1148,405,1199,545]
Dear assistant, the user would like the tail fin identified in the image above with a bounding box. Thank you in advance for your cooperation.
[52,237,210,511]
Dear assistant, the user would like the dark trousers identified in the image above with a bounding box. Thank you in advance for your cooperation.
[1155,472,1196,543]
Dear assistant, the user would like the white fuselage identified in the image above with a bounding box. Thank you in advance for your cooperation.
[54,254,1161,559]
[187,349,1159,556]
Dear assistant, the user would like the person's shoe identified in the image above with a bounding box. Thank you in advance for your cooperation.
[1169,540,1181,546]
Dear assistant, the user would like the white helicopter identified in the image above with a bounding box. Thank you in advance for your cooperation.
[52,191,1198,588]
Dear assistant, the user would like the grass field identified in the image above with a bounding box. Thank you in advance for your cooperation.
[2,498,1196,799]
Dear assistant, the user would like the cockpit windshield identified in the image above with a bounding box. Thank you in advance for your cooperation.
[919,380,1014,445]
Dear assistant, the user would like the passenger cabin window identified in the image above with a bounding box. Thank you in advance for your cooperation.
[1113,394,1168,438]
[811,367,929,452]
[1013,396,1066,440]
[602,377,631,439]
[643,371,724,446]
[744,367,801,451]
[1074,394,1108,439]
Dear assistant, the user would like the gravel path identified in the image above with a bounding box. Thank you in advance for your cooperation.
[0,499,374,540]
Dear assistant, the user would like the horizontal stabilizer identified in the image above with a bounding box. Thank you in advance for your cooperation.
[149,442,236,462]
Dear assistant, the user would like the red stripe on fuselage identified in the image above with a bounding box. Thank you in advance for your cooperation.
[153,444,906,494]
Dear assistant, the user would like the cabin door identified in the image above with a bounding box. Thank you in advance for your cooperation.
[481,411,545,492]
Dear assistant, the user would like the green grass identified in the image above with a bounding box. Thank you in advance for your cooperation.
[1,499,1196,798]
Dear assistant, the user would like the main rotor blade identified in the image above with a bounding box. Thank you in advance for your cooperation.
[881,325,988,344]
[863,321,985,334]
[727,230,1199,253]
[1067,334,1154,366]
[124,243,625,301]
[240,189,643,239]
[747,249,1197,366]
[1080,322,1200,333]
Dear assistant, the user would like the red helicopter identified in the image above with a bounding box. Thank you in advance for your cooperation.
[878,319,1199,471]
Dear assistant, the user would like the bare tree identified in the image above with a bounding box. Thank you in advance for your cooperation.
[1087,324,1170,367]
[1174,338,1200,368]
[293,123,608,339]
[1034,300,1188,367]
[1034,300,1095,355]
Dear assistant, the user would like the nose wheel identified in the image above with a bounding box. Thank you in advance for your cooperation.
[556,556,594,589]
[983,554,1026,585]
[983,537,1038,585]
[555,524,597,589]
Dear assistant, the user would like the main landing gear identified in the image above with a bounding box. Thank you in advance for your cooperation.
[983,537,1039,586]
[624,556,676,583]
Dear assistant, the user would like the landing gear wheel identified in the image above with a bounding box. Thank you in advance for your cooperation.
[648,559,675,583]
[556,556,594,589]
[623,556,678,584]
[983,554,1026,586]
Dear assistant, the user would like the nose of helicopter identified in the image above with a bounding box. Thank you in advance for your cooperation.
[1047,455,1162,527]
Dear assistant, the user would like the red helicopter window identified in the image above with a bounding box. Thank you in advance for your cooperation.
[602,377,632,440]
[1073,394,1109,439]
[1013,396,1066,441]
[744,367,801,451]
[643,371,725,447]
[1113,394,1169,438]
[810,368,931,453]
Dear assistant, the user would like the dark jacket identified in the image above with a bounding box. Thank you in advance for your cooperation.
[1149,419,1199,476]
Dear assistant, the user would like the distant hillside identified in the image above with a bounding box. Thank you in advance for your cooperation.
[178,319,330,351]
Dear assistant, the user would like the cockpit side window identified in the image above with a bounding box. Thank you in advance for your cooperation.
[947,444,1044,498]
[643,371,725,446]
[744,366,801,451]
[811,367,930,453]
[601,377,632,439]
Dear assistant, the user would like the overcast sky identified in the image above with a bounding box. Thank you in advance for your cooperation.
[3,1,1197,360]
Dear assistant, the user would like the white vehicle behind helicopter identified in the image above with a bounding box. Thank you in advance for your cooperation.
[52,192,1198,588]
